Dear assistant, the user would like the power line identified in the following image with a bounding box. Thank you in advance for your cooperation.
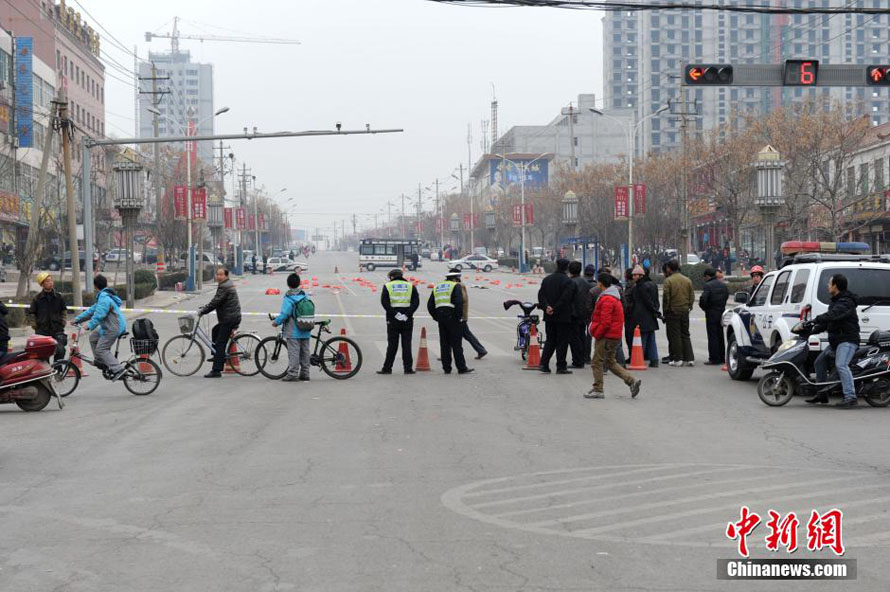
[66,0,150,64]
[426,0,890,14]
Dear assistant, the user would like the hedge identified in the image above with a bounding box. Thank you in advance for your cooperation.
[134,269,158,290]
[158,271,188,290]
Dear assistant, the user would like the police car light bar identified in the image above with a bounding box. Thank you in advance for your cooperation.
[780,241,870,256]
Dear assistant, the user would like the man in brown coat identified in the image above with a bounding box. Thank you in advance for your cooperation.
[453,271,487,359]
[662,259,695,366]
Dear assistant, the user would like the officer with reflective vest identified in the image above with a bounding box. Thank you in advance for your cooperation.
[377,268,420,375]
[426,269,474,374]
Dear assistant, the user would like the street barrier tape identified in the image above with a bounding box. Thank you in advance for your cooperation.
[2,302,709,322]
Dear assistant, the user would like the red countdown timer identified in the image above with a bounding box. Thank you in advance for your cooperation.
[784,60,819,86]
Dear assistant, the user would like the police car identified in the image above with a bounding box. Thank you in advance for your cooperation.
[722,241,890,381]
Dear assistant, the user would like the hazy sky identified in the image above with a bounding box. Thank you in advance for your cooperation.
[91,0,604,233]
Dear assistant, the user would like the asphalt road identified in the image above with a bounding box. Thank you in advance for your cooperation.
[2,251,889,592]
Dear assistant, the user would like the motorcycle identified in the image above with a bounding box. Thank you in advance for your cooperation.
[503,300,542,361]
[0,335,63,412]
[757,320,890,407]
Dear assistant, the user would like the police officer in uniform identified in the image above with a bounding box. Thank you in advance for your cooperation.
[377,268,420,375]
[427,269,474,375]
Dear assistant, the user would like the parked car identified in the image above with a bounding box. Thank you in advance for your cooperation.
[265,257,310,273]
[450,254,499,272]
[40,251,101,271]
[723,242,890,381]
[104,248,143,264]
[421,248,432,259]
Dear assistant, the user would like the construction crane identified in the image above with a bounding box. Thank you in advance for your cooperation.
[145,17,300,53]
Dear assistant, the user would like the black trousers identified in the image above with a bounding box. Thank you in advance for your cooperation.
[665,312,694,362]
[569,321,586,366]
[705,311,725,363]
[461,321,486,356]
[540,320,571,371]
[383,320,414,371]
[211,321,239,372]
[437,315,468,372]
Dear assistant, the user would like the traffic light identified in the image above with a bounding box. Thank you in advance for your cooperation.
[685,64,733,85]
[867,65,890,86]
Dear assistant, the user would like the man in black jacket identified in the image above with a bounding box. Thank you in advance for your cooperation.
[631,266,660,367]
[699,267,729,365]
[581,264,597,362]
[29,272,68,361]
[808,273,860,408]
[537,258,577,374]
[378,268,420,375]
[199,267,242,378]
[568,260,590,367]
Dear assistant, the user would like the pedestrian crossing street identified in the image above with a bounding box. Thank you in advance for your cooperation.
[442,464,890,549]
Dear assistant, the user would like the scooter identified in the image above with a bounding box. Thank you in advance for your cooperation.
[0,335,63,411]
[757,321,890,407]
[503,300,542,361]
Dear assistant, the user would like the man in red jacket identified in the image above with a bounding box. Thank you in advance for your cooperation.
[586,273,642,399]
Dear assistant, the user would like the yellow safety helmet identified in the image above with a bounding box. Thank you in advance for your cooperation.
[35,272,52,287]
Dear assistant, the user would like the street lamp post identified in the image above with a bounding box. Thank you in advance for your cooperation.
[754,145,785,270]
[590,105,668,268]
[562,189,579,262]
[112,160,145,309]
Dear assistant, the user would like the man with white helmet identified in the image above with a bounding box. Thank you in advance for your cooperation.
[28,271,67,361]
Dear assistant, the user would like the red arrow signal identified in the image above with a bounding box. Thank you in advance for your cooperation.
[689,67,703,81]
[867,65,890,85]
[871,67,884,82]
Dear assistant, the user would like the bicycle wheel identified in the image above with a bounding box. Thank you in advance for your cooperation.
[161,335,205,376]
[123,358,162,396]
[229,333,261,376]
[318,336,362,379]
[51,360,80,397]
[256,336,289,380]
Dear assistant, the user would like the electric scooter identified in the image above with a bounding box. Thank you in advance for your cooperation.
[503,300,542,361]
[757,321,890,407]
[0,335,63,411]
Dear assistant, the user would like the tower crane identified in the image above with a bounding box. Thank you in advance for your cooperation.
[145,17,301,53]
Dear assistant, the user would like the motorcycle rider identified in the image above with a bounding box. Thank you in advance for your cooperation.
[73,274,127,380]
[806,273,860,408]
[29,271,68,361]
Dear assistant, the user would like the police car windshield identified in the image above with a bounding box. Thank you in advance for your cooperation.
[816,268,890,306]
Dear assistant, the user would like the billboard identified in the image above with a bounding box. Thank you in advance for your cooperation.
[14,38,33,148]
[490,158,548,189]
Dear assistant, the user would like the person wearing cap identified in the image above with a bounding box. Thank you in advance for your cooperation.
[748,265,764,296]
[378,268,420,375]
[29,271,68,361]
[630,265,660,368]
[452,271,487,360]
[427,269,473,374]
[699,267,729,365]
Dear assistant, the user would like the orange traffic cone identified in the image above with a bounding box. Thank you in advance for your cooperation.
[415,326,431,371]
[628,325,647,371]
[334,328,352,372]
[522,324,542,370]
[222,338,240,374]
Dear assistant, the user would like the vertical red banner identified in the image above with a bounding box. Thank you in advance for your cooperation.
[224,207,233,229]
[236,208,246,229]
[614,185,629,220]
[173,186,187,219]
[524,204,534,225]
[258,213,266,231]
[463,213,471,230]
[512,205,521,226]
[416,221,424,233]
[248,213,256,231]
[435,217,444,232]
[192,187,207,220]
[633,183,647,216]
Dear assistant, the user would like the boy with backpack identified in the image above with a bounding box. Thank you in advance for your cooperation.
[271,273,314,382]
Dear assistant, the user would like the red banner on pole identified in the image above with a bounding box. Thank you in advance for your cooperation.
[248,213,256,231]
[435,217,444,232]
[224,207,233,229]
[633,183,647,216]
[416,220,424,233]
[236,208,246,230]
[258,213,266,231]
[192,187,207,220]
[614,186,629,220]
[512,204,534,226]
[173,186,187,219]
[463,214,471,230]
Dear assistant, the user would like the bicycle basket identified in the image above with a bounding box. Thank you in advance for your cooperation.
[178,316,195,335]
[131,338,159,356]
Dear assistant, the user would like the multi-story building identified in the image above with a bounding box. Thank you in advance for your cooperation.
[603,0,890,156]
[0,0,108,251]
[137,48,214,165]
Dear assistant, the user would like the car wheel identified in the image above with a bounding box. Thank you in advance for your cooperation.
[454,264,462,271]
[483,265,492,272]
[49,261,59,271]
[365,263,375,272]
[726,332,754,381]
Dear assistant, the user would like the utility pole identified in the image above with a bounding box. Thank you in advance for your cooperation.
[669,87,697,262]
[352,214,357,236]
[138,65,170,269]
[417,183,422,239]
[252,175,260,259]
[60,95,82,307]
[436,178,443,248]
[563,103,576,170]
[401,193,406,237]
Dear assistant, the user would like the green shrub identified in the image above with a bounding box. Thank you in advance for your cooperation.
[497,257,519,269]
[158,271,188,290]
[134,269,157,289]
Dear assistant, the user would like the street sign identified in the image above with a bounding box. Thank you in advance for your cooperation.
[683,62,880,86]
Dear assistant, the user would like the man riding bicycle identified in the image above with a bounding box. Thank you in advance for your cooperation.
[199,267,241,378]
[73,274,127,380]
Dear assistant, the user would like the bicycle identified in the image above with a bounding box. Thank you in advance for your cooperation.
[51,325,163,397]
[161,313,261,377]
[255,314,362,380]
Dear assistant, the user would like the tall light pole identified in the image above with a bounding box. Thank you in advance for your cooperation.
[590,105,668,268]
[151,105,230,291]
[492,153,549,273]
